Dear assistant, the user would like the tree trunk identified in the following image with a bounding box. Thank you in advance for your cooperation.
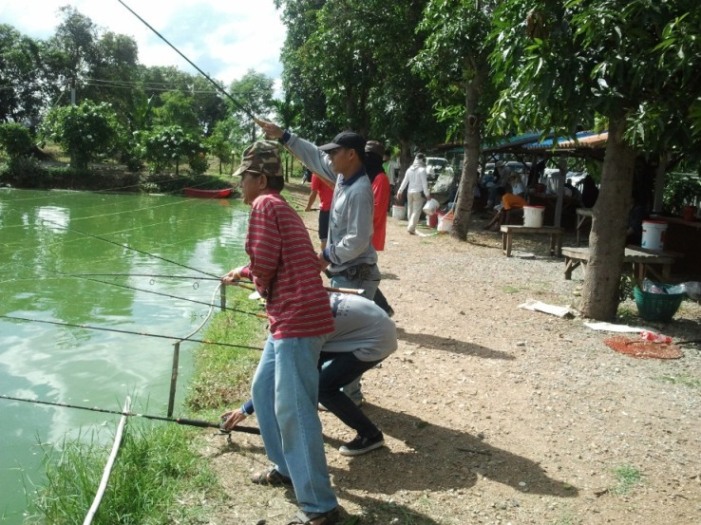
[579,116,636,320]
[451,78,481,241]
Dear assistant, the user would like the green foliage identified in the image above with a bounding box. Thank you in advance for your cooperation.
[611,464,642,495]
[153,91,201,133]
[187,306,265,411]
[228,71,275,142]
[28,424,218,525]
[41,101,122,170]
[0,122,34,158]
[0,24,44,123]
[663,172,701,215]
[135,125,205,175]
[207,117,248,174]
[0,156,50,187]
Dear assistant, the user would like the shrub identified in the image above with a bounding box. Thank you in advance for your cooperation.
[41,101,122,170]
[0,123,34,159]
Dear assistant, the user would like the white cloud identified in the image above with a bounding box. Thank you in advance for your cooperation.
[0,0,285,86]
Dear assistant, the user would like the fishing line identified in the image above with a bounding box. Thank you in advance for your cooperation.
[0,315,263,350]
[66,274,264,317]
[117,0,257,120]
[42,219,221,279]
[64,273,256,292]
[0,394,260,435]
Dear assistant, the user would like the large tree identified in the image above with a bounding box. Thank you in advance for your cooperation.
[229,70,275,143]
[275,0,443,168]
[413,0,499,240]
[0,25,44,126]
[490,0,701,320]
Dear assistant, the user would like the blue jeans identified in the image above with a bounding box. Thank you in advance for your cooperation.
[251,334,337,514]
[319,352,383,438]
[329,270,380,401]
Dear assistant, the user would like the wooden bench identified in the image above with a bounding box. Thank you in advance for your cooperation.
[500,225,564,257]
[562,245,681,281]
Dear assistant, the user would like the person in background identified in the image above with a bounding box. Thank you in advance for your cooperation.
[564,178,581,202]
[383,149,400,211]
[397,153,430,235]
[365,140,394,317]
[306,172,334,251]
[483,186,527,231]
[580,175,599,208]
[222,291,397,457]
[221,141,339,525]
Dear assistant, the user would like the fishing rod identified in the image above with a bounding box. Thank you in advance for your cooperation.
[0,394,260,435]
[116,0,256,120]
[0,315,262,351]
[42,219,221,280]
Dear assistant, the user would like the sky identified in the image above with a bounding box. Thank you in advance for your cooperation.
[0,0,287,90]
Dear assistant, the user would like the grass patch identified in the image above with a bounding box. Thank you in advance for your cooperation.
[502,285,520,294]
[611,464,642,495]
[27,300,266,524]
[616,305,638,324]
[27,423,220,524]
[186,302,266,414]
[657,374,701,389]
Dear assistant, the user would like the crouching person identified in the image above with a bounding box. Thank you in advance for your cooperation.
[223,291,397,457]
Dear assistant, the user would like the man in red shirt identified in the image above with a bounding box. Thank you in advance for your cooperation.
[222,141,340,525]
[306,172,335,250]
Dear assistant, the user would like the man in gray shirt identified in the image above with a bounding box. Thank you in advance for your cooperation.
[222,292,396,457]
[256,120,381,300]
[256,120,381,406]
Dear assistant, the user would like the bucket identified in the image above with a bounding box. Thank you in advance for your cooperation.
[641,220,667,251]
[523,205,545,227]
[437,213,453,233]
[426,213,438,228]
[392,205,407,220]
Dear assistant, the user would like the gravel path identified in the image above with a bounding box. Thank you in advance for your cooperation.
[200,193,701,525]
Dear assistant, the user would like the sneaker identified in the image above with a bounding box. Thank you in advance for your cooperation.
[339,432,384,456]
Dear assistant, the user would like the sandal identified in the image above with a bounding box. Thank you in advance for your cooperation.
[250,467,292,486]
[286,507,340,525]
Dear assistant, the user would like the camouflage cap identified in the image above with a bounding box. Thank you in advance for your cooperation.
[233,140,282,178]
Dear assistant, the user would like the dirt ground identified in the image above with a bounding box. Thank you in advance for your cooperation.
[198,188,701,525]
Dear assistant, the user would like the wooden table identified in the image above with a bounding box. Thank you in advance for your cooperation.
[575,208,593,246]
[500,225,564,257]
[562,245,681,281]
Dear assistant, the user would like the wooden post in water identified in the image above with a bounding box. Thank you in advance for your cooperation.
[167,342,180,418]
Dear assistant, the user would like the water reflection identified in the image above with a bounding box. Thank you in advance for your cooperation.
[0,189,248,523]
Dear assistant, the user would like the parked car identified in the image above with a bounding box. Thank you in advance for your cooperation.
[426,157,453,182]
[426,157,458,205]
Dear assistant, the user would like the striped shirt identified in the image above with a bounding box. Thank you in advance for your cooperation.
[242,192,334,339]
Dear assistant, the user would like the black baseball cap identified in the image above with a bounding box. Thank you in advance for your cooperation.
[319,131,366,158]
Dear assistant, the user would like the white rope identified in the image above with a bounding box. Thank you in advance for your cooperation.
[82,395,131,525]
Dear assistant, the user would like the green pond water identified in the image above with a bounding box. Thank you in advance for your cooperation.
[0,188,249,523]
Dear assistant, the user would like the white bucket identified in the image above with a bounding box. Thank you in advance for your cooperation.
[523,205,545,227]
[437,213,453,233]
[392,205,406,220]
[641,220,668,251]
